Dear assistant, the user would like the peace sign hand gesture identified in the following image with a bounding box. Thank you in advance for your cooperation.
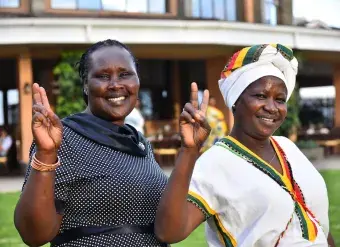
[179,82,211,150]
[32,83,63,156]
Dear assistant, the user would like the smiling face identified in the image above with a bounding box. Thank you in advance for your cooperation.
[233,76,288,139]
[84,46,139,125]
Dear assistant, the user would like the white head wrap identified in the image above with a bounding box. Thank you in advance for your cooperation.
[218,44,298,109]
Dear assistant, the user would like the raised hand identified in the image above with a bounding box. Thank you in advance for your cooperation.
[179,82,211,150]
[32,83,63,157]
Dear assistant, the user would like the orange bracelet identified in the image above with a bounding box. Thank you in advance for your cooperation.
[30,153,61,172]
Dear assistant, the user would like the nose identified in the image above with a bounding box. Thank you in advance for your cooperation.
[263,98,278,114]
[108,77,124,90]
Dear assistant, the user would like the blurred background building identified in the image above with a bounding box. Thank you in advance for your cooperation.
[1,0,340,163]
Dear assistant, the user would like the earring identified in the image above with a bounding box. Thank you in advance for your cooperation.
[84,88,88,95]
[232,104,236,112]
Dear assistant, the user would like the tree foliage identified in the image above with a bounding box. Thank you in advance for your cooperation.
[274,86,300,137]
[53,51,85,119]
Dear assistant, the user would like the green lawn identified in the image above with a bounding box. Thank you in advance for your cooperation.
[1,171,339,246]
[322,170,340,245]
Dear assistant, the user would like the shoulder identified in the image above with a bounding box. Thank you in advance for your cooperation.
[195,143,237,174]
[271,135,293,144]
[272,136,307,158]
[271,136,299,151]
[272,136,314,167]
[199,144,229,161]
[61,124,86,144]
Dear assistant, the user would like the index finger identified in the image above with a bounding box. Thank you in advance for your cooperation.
[32,83,42,105]
[190,82,199,110]
[200,89,209,114]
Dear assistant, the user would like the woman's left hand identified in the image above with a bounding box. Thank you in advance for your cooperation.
[179,82,211,150]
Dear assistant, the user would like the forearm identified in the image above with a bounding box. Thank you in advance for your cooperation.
[155,147,199,242]
[14,152,61,245]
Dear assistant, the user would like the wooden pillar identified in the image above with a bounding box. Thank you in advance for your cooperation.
[244,0,255,23]
[17,54,33,164]
[278,0,293,25]
[206,56,234,134]
[253,0,263,23]
[334,64,340,128]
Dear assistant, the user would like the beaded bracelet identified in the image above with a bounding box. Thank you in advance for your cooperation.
[30,153,61,172]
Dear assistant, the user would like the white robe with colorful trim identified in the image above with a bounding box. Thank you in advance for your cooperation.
[187,136,329,247]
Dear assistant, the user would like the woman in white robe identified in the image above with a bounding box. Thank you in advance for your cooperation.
[154,44,335,247]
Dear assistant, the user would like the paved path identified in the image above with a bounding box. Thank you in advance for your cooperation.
[313,156,340,171]
[0,176,24,193]
[1,156,339,193]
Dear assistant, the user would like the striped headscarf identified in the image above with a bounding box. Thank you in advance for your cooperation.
[218,44,298,109]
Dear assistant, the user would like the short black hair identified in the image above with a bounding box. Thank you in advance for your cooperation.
[77,39,138,105]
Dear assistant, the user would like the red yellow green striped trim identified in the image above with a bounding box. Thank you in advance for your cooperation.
[295,201,318,241]
[221,44,294,79]
[188,191,215,216]
[223,136,285,183]
[233,47,251,70]
[271,138,293,192]
[188,191,237,247]
[271,138,318,241]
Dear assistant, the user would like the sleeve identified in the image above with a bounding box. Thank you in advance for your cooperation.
[187,149,220,220]
[22,132,75,215]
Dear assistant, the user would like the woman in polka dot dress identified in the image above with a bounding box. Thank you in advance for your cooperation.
[14,39,212,247]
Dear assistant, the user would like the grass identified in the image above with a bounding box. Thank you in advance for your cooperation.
[1,170,339,246]
[173,225,207,247]
[322,170,340,244]
[0,192,26,247]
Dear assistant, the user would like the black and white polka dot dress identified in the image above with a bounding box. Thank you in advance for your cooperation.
[23,114,169,247]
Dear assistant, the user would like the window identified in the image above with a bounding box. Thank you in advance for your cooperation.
[7,89,19,125]
[263,0,278,25]
[186,0,236,21]
[0,89,19,126]
[178,60,206,106]
[138,60,173,120]
[51,0,167,14]
[0,0,20,8]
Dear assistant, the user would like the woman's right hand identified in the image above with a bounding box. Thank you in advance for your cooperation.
[32,83,63,158]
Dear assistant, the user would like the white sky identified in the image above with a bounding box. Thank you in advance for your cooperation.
[300,86,335,99]
[293,0,340,27]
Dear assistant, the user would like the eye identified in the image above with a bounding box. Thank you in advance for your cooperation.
[276,98,286,104]
[255,94,266,99]
[97,74,110,80]
[119,71,132,78]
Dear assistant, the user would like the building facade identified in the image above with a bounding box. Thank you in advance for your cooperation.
[1,0,340,163]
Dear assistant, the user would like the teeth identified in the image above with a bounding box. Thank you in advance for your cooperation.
[260,117,274,122]
[108,96,125,102]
